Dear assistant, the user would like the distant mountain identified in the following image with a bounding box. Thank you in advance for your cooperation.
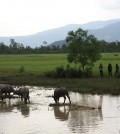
[50,21,120,46]
[89,22,120,42]
[49,40,66,47]
[0,19,120,48]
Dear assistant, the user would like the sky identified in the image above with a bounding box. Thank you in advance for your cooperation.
[0,0,120,36]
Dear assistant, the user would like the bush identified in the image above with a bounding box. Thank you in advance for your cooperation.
[18,65,25,73]
[54,66,65,78]
[65,65,83,78]
[84,67,93,77]
[44,65,93,78]
[116,72,120,78]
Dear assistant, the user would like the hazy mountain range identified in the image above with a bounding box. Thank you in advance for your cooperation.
[0,19,120,48]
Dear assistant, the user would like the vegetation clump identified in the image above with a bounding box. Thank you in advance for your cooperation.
[18,65,25,73]
[45,64,92,78]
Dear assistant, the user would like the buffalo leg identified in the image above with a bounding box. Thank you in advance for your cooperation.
[28,96,30,103]
[8,93,11,99]
[67,95,71,104]
[5,93,7,98]
[21,95,23,101]
[57,98,59,104]
[63,96,66,104]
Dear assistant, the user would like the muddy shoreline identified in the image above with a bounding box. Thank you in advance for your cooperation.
[0,75,120,95]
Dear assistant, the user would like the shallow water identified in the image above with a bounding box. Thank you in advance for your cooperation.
[0,86,120,134]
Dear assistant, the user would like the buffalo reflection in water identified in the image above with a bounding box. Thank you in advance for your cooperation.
[53,106,69,121]
[0,100,14,113]
[0,99,30,117]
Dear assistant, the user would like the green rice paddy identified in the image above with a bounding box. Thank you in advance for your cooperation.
[0,53,120,77]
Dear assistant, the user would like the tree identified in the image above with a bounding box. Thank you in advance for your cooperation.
[9,39,19,54]
[66,28,101,71]
[0,42,9,54]
[43,41,47,46]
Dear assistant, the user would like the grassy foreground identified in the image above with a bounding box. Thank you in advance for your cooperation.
[0,53,120,95]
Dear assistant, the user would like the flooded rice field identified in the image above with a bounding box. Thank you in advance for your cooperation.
[0,86,120,134]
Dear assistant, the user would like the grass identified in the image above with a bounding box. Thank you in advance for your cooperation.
[0,54,68,75]
[0,53,120,95]
[0,53,120,76]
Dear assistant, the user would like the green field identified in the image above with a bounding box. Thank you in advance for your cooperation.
[0,53,120,77]
[0,54,68,75]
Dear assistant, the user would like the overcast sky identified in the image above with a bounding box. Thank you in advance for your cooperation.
[0,0,120,36]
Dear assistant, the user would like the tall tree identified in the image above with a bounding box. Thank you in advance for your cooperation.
[66,28,101,71]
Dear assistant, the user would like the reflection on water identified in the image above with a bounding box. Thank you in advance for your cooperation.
[15,103,30,117]
[0,100,14,113]
[0,87,120,134]
[0,98,30,117]
[68,108,103,133]
[54,106,69,121]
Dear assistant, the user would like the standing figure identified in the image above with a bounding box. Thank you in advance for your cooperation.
[108,63,112,77]
[115,64,119,77]
[99,63,103,77]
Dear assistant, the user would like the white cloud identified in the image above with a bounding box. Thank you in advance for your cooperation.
[98,0,120,10]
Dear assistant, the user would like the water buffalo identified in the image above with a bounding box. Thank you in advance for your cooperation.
[0,89,4,101]
[52,87,71,104]
[14,87,30,104]
[0,84,15,99]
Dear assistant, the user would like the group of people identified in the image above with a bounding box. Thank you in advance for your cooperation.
[99,63,119,77]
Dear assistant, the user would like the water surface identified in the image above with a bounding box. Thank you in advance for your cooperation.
[0,86,120,134]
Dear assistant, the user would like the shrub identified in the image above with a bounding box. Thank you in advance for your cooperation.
[44,65,93,78]
[54,66,65,78]
[18,65,25,73]
[65,65,84,78]
[84,67,93,77]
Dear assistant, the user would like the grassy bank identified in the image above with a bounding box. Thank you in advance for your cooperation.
[0,53,120,95]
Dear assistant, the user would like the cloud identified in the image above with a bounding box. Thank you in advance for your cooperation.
[99,0,120,10]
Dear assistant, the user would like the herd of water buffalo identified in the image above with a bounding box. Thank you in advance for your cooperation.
[0,84,71,104]
[0,84,30,104]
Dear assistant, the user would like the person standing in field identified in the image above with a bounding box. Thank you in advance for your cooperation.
[99,63,103,77]
[115,64,119,77]
[108,63,112,77]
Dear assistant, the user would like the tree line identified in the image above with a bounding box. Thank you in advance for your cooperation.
[0,39,68,54]
[0,37,120,55]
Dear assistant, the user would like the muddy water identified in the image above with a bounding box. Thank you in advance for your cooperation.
[0,86,120,134]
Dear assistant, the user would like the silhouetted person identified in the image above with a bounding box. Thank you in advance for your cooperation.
[108,63,112,77]
[99,63,103,77]
[115,64,119,77]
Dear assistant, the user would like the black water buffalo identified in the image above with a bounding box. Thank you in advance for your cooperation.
[0,84,14,100]
[52,87,71,104]
[14,87,30,104]
[0,89,4,101]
